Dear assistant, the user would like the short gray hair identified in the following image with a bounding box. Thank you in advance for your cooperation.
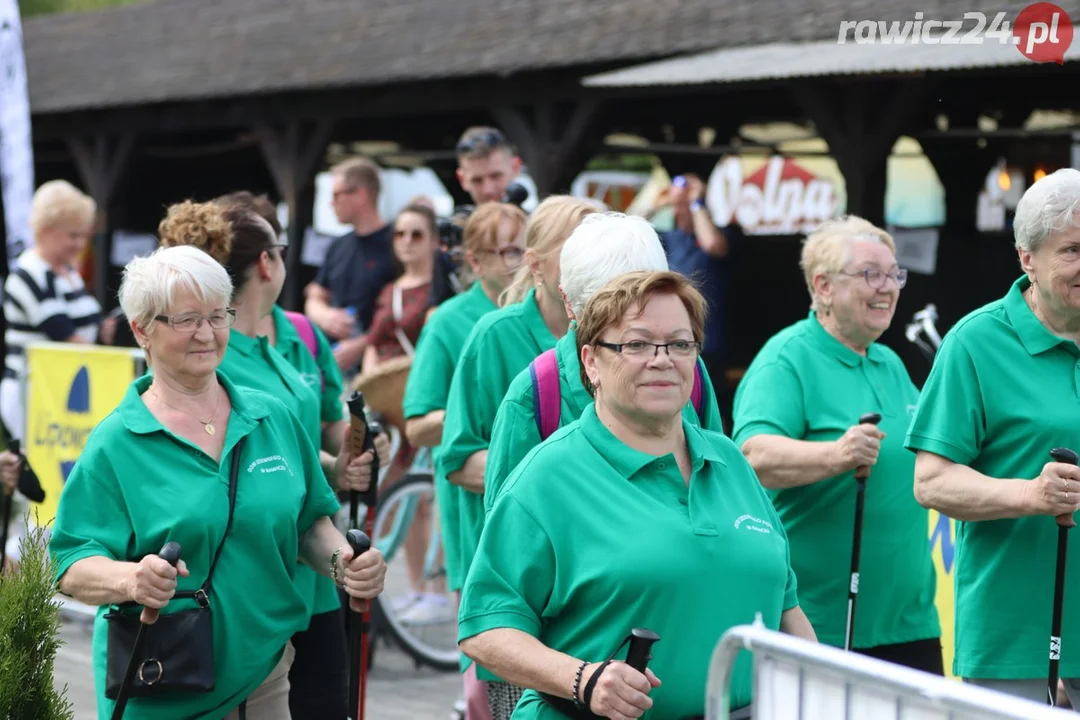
[119,245,233,330]
[559,212,670,318]
[1014,168,1080,254]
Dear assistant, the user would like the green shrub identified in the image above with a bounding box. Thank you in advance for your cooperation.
[0,515,74,720]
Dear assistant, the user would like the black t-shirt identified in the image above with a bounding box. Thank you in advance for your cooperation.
[314,225,397,332]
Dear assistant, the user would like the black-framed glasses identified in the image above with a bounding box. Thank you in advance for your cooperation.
[480,246,524,269]
[839,268,908,290]
[155,308,236,333]
[269,243,288,261]
[456,130,508,155]
[595,339,701,358]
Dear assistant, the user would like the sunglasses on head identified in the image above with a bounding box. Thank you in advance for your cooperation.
[456,130,508,155]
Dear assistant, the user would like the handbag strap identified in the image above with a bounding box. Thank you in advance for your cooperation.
[173,436,245,608]
[392,283,416,356]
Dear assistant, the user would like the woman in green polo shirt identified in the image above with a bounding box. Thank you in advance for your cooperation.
[220,191,349,464]
[441,195,600,719]
[460,271,814,719]
[157,200,379,719]
[49,245,386,720]
[731,216,942,673]
[907,168,1080,702]
[484,211,726,513]
[401,202,527,717]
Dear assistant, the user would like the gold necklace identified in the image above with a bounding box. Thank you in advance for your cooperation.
[151,385,222,435]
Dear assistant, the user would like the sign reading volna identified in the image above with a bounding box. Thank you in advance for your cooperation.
[706,156,842,235]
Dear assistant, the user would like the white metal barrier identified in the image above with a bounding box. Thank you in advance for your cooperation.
[706,623,1075,720]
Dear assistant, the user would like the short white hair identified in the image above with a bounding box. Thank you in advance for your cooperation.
[119,245,233,330]
[559,212,670,317]
[1014,168,1080,254]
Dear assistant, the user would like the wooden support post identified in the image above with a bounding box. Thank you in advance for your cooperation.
[493,99,603,197]
[256,119,334,310]
[66,134,136,307]
[793,80,927,226]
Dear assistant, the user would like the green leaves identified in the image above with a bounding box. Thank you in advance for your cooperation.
[20,0,148,18]
[0,515,74,720]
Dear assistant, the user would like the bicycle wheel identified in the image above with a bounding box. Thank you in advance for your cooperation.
[372,472,460,671]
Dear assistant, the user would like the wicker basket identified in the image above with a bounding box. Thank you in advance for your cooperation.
[351,355,413,430]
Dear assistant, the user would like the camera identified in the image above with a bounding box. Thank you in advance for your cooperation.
[437,182,530,250]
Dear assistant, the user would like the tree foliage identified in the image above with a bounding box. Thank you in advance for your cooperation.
[20,0,147,18]
[0,516,75,720]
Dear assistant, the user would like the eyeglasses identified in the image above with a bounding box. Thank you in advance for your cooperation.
[394,228,428,243]
[332,186,359,200]
[479,246,525,269]
[269,243,287,261]
[839,268,908,290]
[456,130,508,156]
[595,339,701,358]
[155,308,236,333]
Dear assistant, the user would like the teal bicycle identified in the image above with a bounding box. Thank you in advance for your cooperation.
[368,428,459,671]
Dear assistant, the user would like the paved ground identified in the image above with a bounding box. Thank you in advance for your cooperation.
[53,613,462,720]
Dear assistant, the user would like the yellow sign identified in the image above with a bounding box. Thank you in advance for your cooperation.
[929,509,957,677]
[25,344,135,525]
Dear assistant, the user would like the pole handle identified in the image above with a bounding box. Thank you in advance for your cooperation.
[625,628,660,673]
[854,413,882,481]
[1051,448,1079,528]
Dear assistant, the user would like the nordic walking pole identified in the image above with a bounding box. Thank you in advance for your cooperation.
[112,541,181,720]
[346,529,373,720]
[1048,447,1078,706]
[625,628,660,673]
[844,412,882,652]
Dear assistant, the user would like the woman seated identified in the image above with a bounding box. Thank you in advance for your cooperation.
[49,245,386,719]
[459,270,815,719]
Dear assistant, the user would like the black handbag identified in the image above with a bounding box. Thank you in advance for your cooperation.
[104,438,244,699]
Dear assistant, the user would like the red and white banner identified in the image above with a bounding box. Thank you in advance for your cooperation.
[706,155,841,235]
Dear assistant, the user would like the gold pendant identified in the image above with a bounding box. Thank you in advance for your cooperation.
[205,422,216,436]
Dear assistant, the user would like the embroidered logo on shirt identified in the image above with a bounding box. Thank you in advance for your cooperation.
[299,372,320,388]
[247,455,295,476]
[907,404,918,417]
[733,514,774,534]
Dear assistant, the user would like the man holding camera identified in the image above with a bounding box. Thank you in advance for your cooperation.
[304,157,397,373]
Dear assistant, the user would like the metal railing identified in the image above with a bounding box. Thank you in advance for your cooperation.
[706,622,1074,720]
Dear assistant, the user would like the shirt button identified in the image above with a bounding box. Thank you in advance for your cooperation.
[678,498,688,506]
[657,462,666,470]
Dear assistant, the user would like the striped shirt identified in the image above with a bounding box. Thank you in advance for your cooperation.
[3,251,102,379]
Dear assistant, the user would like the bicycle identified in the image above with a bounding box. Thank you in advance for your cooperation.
[337,420,459,671]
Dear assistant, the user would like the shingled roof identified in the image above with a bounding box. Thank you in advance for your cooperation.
[24,0,1078,114]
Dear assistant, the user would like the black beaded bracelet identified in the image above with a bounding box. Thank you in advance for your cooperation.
[572,660,588,708]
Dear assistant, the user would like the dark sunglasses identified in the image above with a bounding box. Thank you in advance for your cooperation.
[394,228,428,242]
[268,243,288,261]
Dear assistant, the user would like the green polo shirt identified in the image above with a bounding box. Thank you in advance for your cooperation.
[402,281,498,600]
[905,275,1080,679]
[460,404,798,716]
[219,328,340,616]
[50,373,340,720]
[441,288,558,679]
[270,305,346,424]
[732,311,939,651]
[484,326,726,513]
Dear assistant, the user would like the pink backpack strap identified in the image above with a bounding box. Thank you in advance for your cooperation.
[284,310,318,359]
[691,361,704,422]
[529,349,562,441]
[283,310,324,391]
